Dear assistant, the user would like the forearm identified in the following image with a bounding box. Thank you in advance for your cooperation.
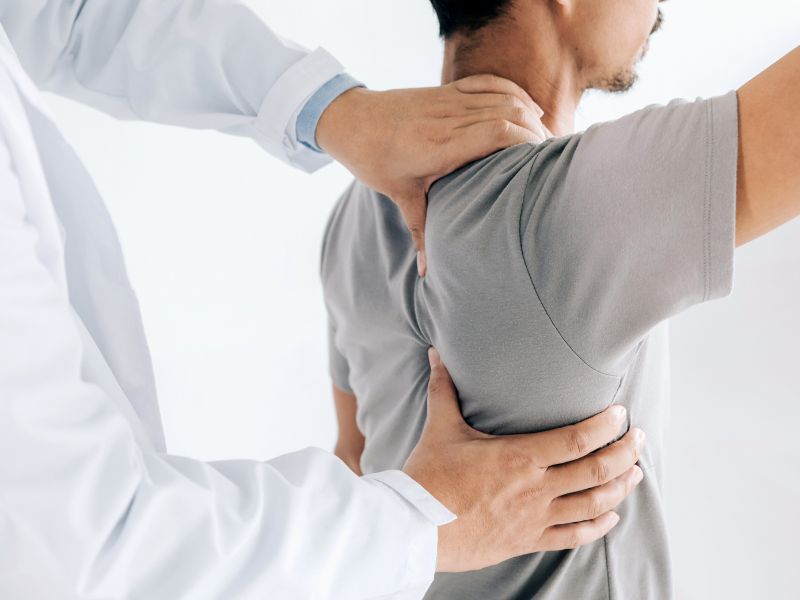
[0,0,345,169]
[736,45,800,245]
[333,385,365,475]
[335,442,365,475]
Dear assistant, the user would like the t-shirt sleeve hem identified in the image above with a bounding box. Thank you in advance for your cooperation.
[704,90,739,301]
[331,375,354,395]
[327,318,354,394]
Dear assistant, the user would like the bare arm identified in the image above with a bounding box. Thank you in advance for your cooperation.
[333,385,365,476]
[737,46,800,245]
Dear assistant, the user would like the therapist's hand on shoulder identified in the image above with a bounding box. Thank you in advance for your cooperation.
[315,74,548,276]
[404,348,646,573]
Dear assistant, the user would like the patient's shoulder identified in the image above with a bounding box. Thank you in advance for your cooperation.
[321,178,412,282]
[429,142,542,201]
[425,141,560,250]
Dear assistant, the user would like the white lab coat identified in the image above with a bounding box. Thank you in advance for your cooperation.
[0,2,454,599]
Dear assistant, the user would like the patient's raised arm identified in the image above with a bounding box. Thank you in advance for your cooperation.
[737,46,800,245]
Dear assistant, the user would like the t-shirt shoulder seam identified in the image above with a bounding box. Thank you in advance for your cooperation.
[517,158,623,381]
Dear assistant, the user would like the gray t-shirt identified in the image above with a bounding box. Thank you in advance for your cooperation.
[321,92,738,600]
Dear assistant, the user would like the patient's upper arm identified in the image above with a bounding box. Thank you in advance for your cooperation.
[522,94,739,374]
[736,46,800,245]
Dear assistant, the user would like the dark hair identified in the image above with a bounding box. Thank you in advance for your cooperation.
[429,0,514,38]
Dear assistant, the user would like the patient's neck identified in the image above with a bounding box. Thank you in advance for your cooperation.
[440,24,582,137]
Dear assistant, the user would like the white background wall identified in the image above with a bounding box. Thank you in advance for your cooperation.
[46,1,799,598]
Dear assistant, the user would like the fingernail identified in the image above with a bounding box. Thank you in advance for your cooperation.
[535,106,545,118]
[631,466,644,484]
[634,429,646,446]
[612,405,627,421]
[428,347,441,367]
[417,251,428,278]
[609,512,620,526]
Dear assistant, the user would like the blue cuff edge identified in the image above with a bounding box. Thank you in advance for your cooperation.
[296,73,365,153]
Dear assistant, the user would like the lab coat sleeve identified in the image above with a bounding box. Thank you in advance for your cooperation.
[0,133,452,598]
[0,0,344,172]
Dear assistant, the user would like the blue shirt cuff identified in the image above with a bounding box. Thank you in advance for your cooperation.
[295,73,365,153]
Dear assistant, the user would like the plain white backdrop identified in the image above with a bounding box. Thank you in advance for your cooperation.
[45,1,799,599]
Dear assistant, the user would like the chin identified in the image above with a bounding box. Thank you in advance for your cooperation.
[589,67,639,94]
[606,72,639,93]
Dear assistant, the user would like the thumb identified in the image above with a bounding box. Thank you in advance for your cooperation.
[398,190,428,277]
[425,348,469,433]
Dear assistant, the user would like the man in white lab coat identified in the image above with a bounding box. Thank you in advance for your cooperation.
[0,2,644,598]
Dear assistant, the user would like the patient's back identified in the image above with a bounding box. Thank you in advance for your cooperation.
[321,93,738,599]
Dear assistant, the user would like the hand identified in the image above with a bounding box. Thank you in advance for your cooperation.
[403,348,645,573]
[315,75,549,276]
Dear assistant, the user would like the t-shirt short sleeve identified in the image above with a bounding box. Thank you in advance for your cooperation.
[522,92,739,375]
[327,318,353,394]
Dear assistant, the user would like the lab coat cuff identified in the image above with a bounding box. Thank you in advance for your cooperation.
[253,47,345,173]
[363,470,456,595]
[295,73,365,152]
[363,470,457,527]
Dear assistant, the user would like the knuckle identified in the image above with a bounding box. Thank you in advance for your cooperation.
[585,493,606,520]
[407,223,423,238]
[519,484,547,502]
[567,529,585,549]
[429,132,452,146]
[491,118,513,139]
[566,428,590,456]
[510,106,529,125]
[501,93,516,106]
[590,459,610,485]
[503,448,534,471]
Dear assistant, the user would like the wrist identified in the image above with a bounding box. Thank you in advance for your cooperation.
[316,87,375,158]
[296,74,366,153]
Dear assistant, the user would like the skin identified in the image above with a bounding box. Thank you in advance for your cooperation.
[334,0,800,575]
[316,75,549,276]
[333,385,364,476]
[736,48,800,245]
[337,350,645,573]
[441,0,664,135]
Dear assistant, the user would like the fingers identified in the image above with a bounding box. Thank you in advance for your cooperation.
[452,74,543,117]
[549,465,643,525]
[455,92,544,118]
[396,188,429,275]
[455,106,548,143]
[548,427,645,496]
[424,348,468,432]
[525,404,629,467]
[397,76,548,203]
[538,511,621,552]
[439,120,541,177]
[417,250,428,278]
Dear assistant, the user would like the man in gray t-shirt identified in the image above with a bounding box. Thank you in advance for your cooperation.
[322,1,800,598]
[323,92,737,599]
